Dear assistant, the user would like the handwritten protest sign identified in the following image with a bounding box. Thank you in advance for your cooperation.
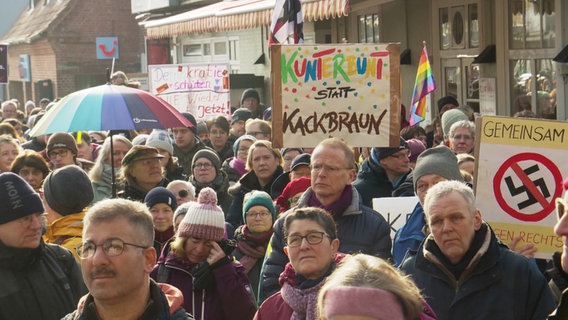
[475,116,568,259]
[373,196,419,241]
[270,43,401,148]
[148,63,230,120]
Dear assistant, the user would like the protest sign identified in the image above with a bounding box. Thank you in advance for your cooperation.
[149,63,230,120]
[373,196,419,241]
[270,43,401,148]
[475,115,567,259]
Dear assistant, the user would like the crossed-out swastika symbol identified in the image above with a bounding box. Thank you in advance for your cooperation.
[504,164,550,210]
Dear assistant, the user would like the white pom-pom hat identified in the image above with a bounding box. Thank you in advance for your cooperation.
[176,187,225,241]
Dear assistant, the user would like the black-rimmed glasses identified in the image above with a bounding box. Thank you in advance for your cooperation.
[286,231,329,248]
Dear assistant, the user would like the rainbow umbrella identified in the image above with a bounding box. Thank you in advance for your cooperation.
[29,83,192,136]
[28,83,193,197]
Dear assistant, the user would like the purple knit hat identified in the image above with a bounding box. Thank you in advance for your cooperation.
[176,187,225,241]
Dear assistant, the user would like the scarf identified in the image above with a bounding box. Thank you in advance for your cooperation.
[234,225,273,272]
[230,157,248,176]
[427,223,488,279]
[278,254,343,320]
[307,185,352,218]
[155,226,175,248]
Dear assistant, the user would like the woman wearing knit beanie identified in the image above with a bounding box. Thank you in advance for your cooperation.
[146,129,186,181]
[233,190,276,305]
[255,207,343,320]
[317,254,437,320]
[222,134,257,186]
[151,188,256,320]
[144,187,178,255]
[189,149,232,214]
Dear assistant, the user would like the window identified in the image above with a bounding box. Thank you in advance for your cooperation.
[510,59,556,118]
[182,37,239,70]
[439,4,478,50]
[509,0,555,49]
[358,14,379,43]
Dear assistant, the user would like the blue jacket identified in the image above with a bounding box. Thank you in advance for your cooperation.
[259,186,392,301]
[401,224,556,320]
[393,202,426,266]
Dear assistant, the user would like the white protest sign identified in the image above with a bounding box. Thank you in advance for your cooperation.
[373,196,419,241]
[148,63,230,120]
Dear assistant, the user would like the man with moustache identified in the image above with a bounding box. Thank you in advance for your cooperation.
[64,198,192,319]
[0,172,86,320]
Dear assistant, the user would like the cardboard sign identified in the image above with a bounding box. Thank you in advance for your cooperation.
[148,63,231,120]
[475,116,567,259]
[373,196,419,241]
[270,43,401,148]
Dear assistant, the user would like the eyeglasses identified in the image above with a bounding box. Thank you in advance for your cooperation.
[389,151,411,160]
[178,189,190,198]
[310,164,352,174]
[76,238,148,259]
[16,213,46,227]
[452,134,473,141]
[286,231,329,248]
[194,162,213,170]
[49,149,69,159]
[245,210,272,219]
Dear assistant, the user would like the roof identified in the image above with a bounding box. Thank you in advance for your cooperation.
[0,0,74,45]
[144,0,350,39]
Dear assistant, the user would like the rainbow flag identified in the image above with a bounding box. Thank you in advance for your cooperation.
[409,45,436,126]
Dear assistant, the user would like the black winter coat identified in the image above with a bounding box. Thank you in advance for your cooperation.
[0,241,86,320]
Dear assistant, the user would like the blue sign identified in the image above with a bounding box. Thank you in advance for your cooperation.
[96,37,119,59]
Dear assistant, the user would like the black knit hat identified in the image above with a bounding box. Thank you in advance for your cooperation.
[437,96,459,112]
[144,187,178,211]
[192,149,221,173]
[231,108,252,123]
[181,112,197,134]
[371,137,409,161]
[241,88,260,105]
[43,165,94,216]
[0,172,44,224]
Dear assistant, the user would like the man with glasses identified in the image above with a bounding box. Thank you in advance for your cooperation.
[46,132,79,170]
[0,172,86,319]
[260,138,392,301]
[448,120,475,155]
[64,198,192,320]
[353,137,412,207]
[245,118,272,141]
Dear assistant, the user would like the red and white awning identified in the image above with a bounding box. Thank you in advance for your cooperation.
[145,0,349,39]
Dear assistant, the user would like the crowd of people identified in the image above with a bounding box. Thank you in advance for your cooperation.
[1,80,567,320]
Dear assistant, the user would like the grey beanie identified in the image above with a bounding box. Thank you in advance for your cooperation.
[43,165,94,216]
[441,109,468,138]
[192,149,221,173]
[412,146,464,191]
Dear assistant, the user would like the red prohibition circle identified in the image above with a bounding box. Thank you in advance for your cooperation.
[493,152,562,222]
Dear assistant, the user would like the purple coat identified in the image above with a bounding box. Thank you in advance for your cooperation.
[151,241,256,320]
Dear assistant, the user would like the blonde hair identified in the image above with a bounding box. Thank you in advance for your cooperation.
[245,140,282,170]
[317,254,423,319]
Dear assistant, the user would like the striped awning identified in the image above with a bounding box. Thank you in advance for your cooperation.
[145,0,349,39]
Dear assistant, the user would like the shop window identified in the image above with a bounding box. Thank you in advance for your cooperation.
[358,14,379,43]
[509,0,555,49]
[510,58,556,119]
